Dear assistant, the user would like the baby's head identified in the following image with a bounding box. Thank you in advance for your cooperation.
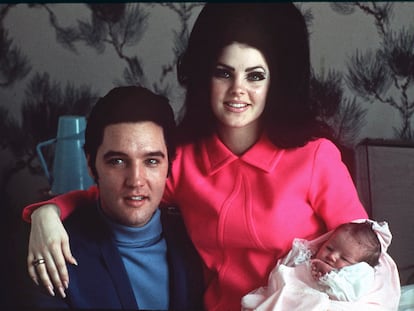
[315,222,381,270]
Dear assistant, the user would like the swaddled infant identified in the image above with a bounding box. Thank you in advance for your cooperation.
[241,221,384,311]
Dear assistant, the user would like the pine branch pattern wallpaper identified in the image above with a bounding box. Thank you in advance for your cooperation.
[1,1,414,234]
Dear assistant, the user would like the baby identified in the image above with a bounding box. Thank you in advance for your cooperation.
[241,220,390,311]
[310,221,381,285]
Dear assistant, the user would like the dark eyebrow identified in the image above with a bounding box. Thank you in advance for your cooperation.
[145,151,166,158]
[103,150,166,160]
[216,62,267,73]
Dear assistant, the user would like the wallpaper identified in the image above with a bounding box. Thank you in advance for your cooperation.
[1,1,414,222]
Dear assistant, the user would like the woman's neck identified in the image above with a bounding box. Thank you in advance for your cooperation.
[216,123,263,155]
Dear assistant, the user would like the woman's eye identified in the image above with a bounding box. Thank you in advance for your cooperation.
[247,71,266,81]
[213,68,231,79]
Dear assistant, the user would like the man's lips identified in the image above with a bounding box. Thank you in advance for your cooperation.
[126,195,146,201]
[123,195,149,205]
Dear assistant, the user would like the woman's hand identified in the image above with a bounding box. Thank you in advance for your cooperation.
[27,204,77,298]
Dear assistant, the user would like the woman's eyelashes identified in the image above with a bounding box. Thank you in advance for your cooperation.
[247,71,267,81]
[213,67,231,79]
[212,67,268,82]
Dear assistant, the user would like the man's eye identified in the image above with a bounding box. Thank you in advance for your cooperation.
[247,71,266,81]
[108,158,124,166]
[213,68,231,79]
[146,158,160,166]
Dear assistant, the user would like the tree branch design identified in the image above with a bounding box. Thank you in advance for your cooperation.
[332,2,414,140]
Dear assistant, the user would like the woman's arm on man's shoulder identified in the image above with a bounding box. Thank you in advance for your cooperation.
[22,185,99,222]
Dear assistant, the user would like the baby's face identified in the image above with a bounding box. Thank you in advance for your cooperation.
[315,230,365,270]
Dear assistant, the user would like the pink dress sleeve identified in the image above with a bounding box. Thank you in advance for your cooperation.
[309,139,368,230]
[22,185,99,222]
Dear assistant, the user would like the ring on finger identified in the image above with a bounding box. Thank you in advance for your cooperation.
[33,258,46,266]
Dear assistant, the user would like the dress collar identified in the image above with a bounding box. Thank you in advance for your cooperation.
[201,133,284,176]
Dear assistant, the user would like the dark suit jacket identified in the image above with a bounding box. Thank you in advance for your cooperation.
[23,205,204,310]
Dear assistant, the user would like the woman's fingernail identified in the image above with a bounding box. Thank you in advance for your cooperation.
[58,286,66,298]
[48,286,55,297]
[72,258,78,266]
[64,281,69,289]
[32,278,39,286]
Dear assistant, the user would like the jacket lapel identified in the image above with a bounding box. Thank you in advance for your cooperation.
[98,225,139,309]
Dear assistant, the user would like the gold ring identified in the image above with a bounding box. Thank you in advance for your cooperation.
[33,258,46,266]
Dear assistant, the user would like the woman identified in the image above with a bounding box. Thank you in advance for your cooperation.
[24,3,377,310]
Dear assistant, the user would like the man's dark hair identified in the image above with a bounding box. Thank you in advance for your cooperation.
[84,86,176,179]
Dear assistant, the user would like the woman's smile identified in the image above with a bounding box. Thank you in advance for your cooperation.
[224,100,250,112]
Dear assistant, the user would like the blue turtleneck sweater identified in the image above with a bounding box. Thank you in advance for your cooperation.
[100,208,169,310]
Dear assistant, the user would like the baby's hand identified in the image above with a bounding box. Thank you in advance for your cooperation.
[310,258,334,280]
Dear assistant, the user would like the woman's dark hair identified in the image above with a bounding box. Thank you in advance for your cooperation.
[177,3,332,148]
[84,86,176,179]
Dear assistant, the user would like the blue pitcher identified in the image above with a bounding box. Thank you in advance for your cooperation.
[36,115,94,195]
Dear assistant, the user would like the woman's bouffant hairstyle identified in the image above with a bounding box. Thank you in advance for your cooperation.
[177,3,332,148]
[335,222,381,267]
[84,86,176,180]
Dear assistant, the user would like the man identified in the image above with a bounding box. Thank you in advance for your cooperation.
[23,86,204,310]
